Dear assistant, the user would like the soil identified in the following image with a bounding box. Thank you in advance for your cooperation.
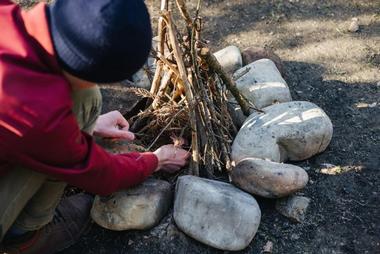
[15,0,380,253]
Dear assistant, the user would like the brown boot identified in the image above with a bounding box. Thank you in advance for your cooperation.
[1,193,93,254]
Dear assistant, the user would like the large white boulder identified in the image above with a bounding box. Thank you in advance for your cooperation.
[231,158,308,198]
[232,101,333,163]
[233,58,292,109]
[214,45,243,75]
[91,179,172,231]
[174,175,261,251]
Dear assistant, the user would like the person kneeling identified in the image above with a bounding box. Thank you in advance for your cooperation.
[0,0,189,253]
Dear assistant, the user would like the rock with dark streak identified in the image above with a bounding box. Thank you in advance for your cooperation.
[174,175,261,251]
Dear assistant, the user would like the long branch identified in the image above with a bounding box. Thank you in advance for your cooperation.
[175,0,192,27]
[150,0,169,95]
[163,11,200,176]
[201,48,261,116]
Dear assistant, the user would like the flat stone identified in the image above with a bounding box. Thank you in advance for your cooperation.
[214,45,243,75]
[174,175,261,251]
[231,158,308,198]
[275,195,311,223]
[91,178,172,231]
[232,101,333,163]
[241,47,285,75]
[233,59,292,109]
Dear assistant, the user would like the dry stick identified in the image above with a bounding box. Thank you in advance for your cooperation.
[184,2,216,175]
[189,0,226,173]
[189,18,223,174]
[146,107,186,151]
[175,0,192,27]
[200,74,232,171]
[201,48,263,116]
[152,69,174,109]
[150,61,163,94]
[163,11,200,176]
[198,76,229,173]
[220,85,238,135]
[150,0,169,94]
[155,52,181,77]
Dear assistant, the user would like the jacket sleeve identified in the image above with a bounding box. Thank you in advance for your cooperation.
[2,106,158,196]
[0,0,13,6]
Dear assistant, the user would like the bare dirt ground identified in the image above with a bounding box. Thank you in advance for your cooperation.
[15,0,380,253]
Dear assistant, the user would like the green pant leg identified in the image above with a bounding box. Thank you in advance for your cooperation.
[0,85,102,240]
[71,85,103,135]
[0,168,46,240]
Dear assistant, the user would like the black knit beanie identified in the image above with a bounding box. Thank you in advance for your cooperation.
[47,0,152,83]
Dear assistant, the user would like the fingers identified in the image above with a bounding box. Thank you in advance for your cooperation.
[114,111,130,129]
[120,126,135,141]
[105,128,135,141]
[113,111,134,140]
[154,144,190,173]
[95,111,135,140]
[120,130,135,141]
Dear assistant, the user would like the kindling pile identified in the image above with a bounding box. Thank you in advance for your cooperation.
[129,0,255,177]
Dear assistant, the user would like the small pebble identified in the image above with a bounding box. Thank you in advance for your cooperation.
[263,241,273,253]
[290,233,300,240]
[348,18,359,33]
[276,195,311,223]
[368,102,377,108]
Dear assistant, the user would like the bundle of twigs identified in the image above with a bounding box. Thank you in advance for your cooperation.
[130,0,252,177]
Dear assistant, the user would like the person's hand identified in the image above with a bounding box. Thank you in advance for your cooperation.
[154,145,190,173]
[93,111,135,141]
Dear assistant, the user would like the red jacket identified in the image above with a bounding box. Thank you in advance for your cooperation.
[0,0,158,195]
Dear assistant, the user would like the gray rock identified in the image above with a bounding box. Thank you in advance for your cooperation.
[121,36,164,90]
[275,195,311,223]
[91,178,172,231]
[214,45,243,75]
[348,18,360,33]
[128,56,156,90]
[231,158,308,198]
[233,59,292,109]
[150,213,186,241]
[232,101,333,163]
[241,46,285,75]
[263,240,274,253]
[174,175,261,251]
